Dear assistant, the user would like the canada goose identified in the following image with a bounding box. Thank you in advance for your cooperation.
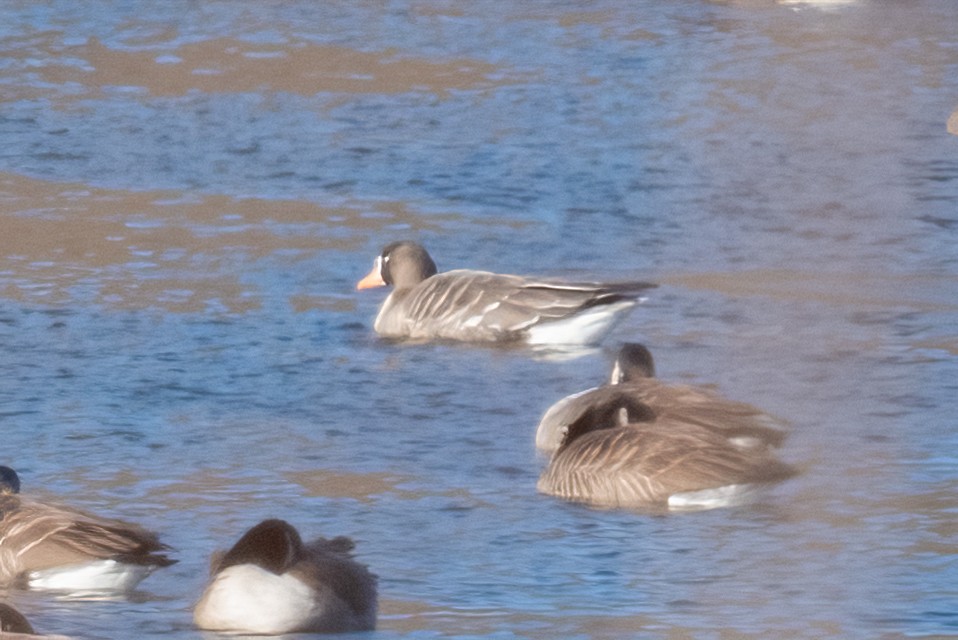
[357,241,655,346]
[536,343,787,452]
[535,345,794,510]
[193,519,377,634]
[0,602,71,639]
[0,603,35,635]
[0,466,175,593]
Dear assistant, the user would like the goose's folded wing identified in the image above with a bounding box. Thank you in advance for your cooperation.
[539,428,672,506]
[3,501,172,570]
[540,425,793,507]
[624,382,790,448]
[635,423,794,492]
[395,271,652,338]
[301,537,377,618]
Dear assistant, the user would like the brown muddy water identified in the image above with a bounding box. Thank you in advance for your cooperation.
[1,1,957,638]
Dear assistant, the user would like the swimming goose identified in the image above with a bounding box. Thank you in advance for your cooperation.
[536,343,788,452]
[193,519,377,635]
[0,603,71,639]
[0,466,175,593]
[357,241,656,346]
[535,345,794,510]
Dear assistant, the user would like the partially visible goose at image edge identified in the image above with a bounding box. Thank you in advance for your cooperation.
[536,345,796,511]
[193,519,377,635]
[0,602,72,639]
[357,241,656,346]
[0,466,175,594]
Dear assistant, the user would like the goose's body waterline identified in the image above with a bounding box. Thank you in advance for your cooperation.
[536,345,794,510]
[0,466,175,594]
[193,519,377,635]
[357,241,655,346]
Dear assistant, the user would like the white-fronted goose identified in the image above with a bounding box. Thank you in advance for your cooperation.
[535,345,795,510]
[193,519,377,635]
[357,241,656,346]
[0,466,175,593]
[536,343,788,452]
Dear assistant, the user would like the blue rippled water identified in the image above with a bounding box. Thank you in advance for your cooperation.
[1,1,957,638]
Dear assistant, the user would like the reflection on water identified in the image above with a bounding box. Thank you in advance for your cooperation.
[2,1,957,638]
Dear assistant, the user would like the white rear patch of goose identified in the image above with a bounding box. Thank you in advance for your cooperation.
[27,560,154,593]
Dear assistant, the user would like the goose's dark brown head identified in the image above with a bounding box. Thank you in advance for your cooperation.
[357,241,438,290]
[611,343,656,384]
[216,519,304,576]
[0,466,20,495]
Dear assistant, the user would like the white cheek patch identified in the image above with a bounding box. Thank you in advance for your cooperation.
[610,360,623,384]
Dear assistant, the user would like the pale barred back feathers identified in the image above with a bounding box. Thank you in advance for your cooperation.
[362,241,655,345]
[0,466,174,592]
[536,344,794,510]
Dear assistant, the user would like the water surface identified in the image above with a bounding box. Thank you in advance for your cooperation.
[1,1,957,638]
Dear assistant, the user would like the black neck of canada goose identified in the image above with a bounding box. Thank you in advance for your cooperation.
[217,519,303,576]
[379,241,438,288]
[561,391,657,448]
[0,466,21,495]
[611,343,656,384]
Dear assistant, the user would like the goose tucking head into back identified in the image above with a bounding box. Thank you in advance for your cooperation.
[193,518,377,635]
[535,345,796,511]
[536,343,789,453]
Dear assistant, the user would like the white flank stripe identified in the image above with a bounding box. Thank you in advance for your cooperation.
[667,484,764,511]
[28,560,153,593]
[526,300,635,346]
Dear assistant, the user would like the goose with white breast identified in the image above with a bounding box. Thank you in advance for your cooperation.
[193,518,377,635]
[357,241,656,346]
[0,466,175,594]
